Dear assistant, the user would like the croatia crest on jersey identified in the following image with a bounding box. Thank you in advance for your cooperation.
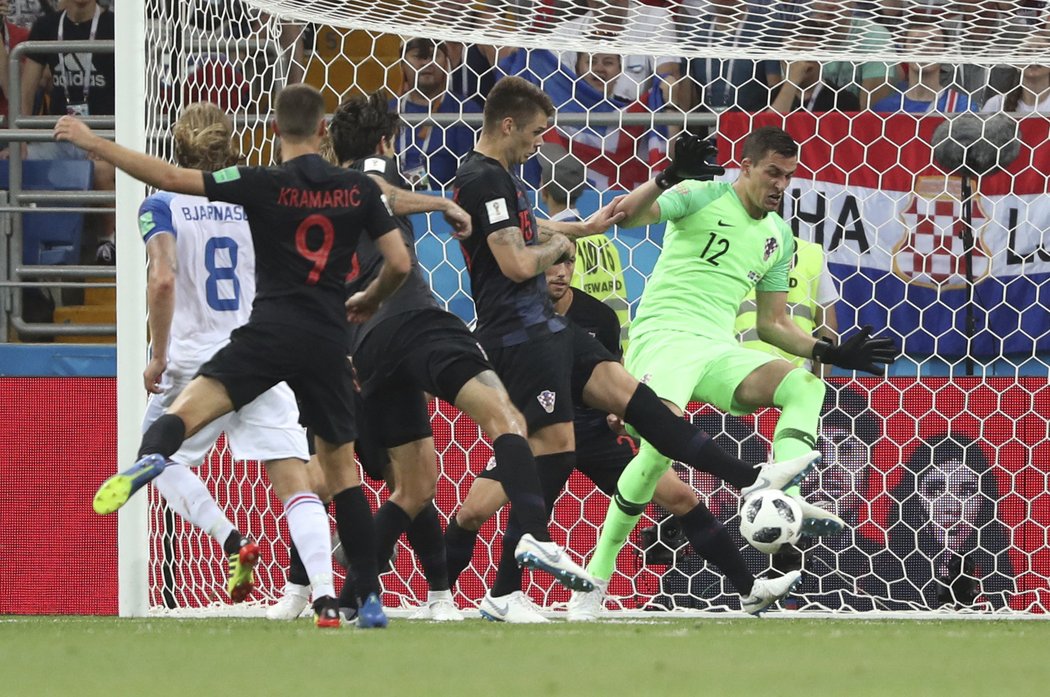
[536,390,557,414]
[763,236,779,261]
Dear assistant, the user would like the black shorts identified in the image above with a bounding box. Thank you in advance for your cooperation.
[353,391,392,481]
[574,425,637,496]
[483,329,575,433]
[476,422,636,497]
[353,309,491,448]
[568,322,617,402]
[198,321,357,445]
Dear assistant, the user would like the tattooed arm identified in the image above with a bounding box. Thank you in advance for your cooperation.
[487,226,574,282]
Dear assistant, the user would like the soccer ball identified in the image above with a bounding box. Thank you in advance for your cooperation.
[739,490,804,554]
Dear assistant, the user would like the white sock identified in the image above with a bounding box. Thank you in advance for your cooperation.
[283,492,335,599]
[154,463,235,546]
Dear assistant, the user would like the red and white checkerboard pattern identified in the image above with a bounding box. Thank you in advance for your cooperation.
[895,195,989,288]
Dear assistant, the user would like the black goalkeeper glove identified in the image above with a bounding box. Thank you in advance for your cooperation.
[812,326,898,375]
[654,133,725,190]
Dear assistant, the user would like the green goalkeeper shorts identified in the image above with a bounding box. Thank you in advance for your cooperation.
[624,330,778,415]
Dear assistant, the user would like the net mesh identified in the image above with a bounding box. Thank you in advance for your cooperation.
[140,0,1050,616]
[240,0,1050,64]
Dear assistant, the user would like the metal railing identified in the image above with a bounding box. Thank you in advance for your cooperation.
[1,40,116,341]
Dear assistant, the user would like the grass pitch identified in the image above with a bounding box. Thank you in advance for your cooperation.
[2,616,1048,697]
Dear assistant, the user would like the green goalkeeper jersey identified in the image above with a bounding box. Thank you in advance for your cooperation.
[630,180,794,341]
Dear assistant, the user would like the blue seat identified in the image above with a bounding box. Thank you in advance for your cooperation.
[0,160,94,265]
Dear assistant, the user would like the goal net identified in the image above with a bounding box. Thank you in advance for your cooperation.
[134,0,1050,616]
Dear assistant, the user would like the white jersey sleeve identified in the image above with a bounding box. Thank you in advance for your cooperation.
[138,192,256,377]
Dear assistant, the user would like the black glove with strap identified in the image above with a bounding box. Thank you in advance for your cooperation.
[812,326,897,375]
[654,133,725,190]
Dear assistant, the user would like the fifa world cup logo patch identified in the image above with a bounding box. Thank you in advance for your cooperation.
[763,237,779,261]
[537,390,557,414]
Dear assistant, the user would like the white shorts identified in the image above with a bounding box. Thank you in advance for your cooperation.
[142,374,310,466]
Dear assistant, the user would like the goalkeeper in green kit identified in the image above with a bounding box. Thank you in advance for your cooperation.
[568,126,897,619]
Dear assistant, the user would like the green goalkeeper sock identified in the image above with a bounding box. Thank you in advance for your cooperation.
[771,367,826,497]
[588,444,670,581]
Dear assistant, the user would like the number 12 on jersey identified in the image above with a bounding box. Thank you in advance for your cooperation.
[699,232,730,266]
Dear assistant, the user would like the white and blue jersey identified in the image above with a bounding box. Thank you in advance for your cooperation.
[138,192,255,378]
[138,191,308,466]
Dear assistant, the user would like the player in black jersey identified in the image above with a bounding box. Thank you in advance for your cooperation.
[58,84,413,629]
[445,76,819,621]
[488,251,809,618]
[278,91,594,617]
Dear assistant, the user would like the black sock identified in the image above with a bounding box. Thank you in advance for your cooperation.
[222,530,246,557]
[490,516,524,598]
[374,500,412,572]
[286,542,310,587]
[492,433,550,541]
[536,452,576,509]
[624,384,757,489]
[444,518,479,589]
[332,486,380,600]
[405,504,449,591]
[677,503,754,596]
[338,571,359,611]
[491,452,573,597]
[137,413,186,459]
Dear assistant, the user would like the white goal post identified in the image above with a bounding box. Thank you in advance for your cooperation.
[115,0,1050,618]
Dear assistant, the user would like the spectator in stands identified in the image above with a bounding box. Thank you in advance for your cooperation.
[870,17,975,113]
[438,40,501,106]
[865,433,1016,610]
[679,0,784,113]
[189,0,306,86]
[548,0,683,106]
[981,29,1050,114]
[981,63,1050,114]
[978,18,1050,112]
[538,142,588,224]
[773,0,899,109]
[768,32,861,113]
[5,0,53,31]
[508,48,667,190]
[0,0,31,132]
[393,37,482,190]
[538,142,630,345]
[22,0,115,264]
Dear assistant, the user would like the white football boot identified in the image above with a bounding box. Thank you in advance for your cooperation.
[514,533,595,592]
[265,583,311,621]
[741,570,803,616]
[741,450,821,501]
[566,578,609,622]
[409,590,463,621]
[478,590,549,623]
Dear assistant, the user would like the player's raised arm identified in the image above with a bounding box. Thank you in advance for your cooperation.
[55,116,206,196]
[366,174,471,239]
[614,132,725,228]
[535,201,625,241]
